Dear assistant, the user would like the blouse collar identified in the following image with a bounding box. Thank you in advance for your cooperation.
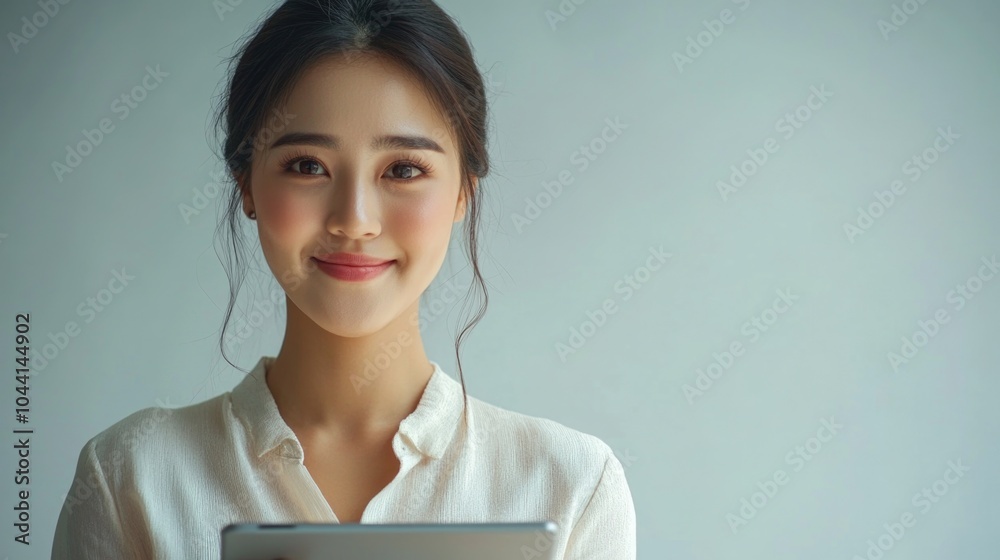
[229,356,465,461]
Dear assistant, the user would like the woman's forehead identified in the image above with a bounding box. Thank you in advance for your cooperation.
[279,54,455,148]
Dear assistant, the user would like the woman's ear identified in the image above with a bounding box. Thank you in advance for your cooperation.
[234,171,253,214]
[454,176,477,223]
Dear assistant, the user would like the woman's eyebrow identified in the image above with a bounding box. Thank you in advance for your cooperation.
[269,132,445,153]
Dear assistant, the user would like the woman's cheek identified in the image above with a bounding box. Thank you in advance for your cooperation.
[390,192,454,246]
[262,186,318,239]
[256,186,319,278]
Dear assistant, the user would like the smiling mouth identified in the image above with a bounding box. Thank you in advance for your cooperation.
[314,252,395,266]
[312,257,395,281]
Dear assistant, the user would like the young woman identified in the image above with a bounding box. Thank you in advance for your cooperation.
[51,1,636,558]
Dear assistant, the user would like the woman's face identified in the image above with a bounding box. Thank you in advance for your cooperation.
[241,53,471,337]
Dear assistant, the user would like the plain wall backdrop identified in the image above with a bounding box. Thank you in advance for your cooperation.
[1,0,998,557]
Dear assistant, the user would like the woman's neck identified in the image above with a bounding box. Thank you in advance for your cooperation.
[265,297,434,440]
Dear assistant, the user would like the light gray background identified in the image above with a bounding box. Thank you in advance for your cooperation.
[1,0,998,558]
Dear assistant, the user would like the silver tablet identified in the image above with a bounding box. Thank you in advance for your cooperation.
[221,521,560,560]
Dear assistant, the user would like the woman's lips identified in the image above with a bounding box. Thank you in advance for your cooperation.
[312,258,394,281]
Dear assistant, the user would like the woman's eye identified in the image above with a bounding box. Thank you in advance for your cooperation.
[386,163,424,180]
[289,158,326,175]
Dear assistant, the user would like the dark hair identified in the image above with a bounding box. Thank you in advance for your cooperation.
[209,0,491,422]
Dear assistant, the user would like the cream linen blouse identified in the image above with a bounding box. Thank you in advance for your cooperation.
[51,356,636,559]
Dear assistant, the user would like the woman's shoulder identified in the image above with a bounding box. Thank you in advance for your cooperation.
[80,392,230,470]
[464,395,618,478]
[457,397,636,555]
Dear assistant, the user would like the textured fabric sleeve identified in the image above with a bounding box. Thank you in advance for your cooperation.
[50,438,134,560]
[563,453,637,560]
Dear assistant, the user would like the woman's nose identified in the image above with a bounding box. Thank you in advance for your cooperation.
[326,175,381,239]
